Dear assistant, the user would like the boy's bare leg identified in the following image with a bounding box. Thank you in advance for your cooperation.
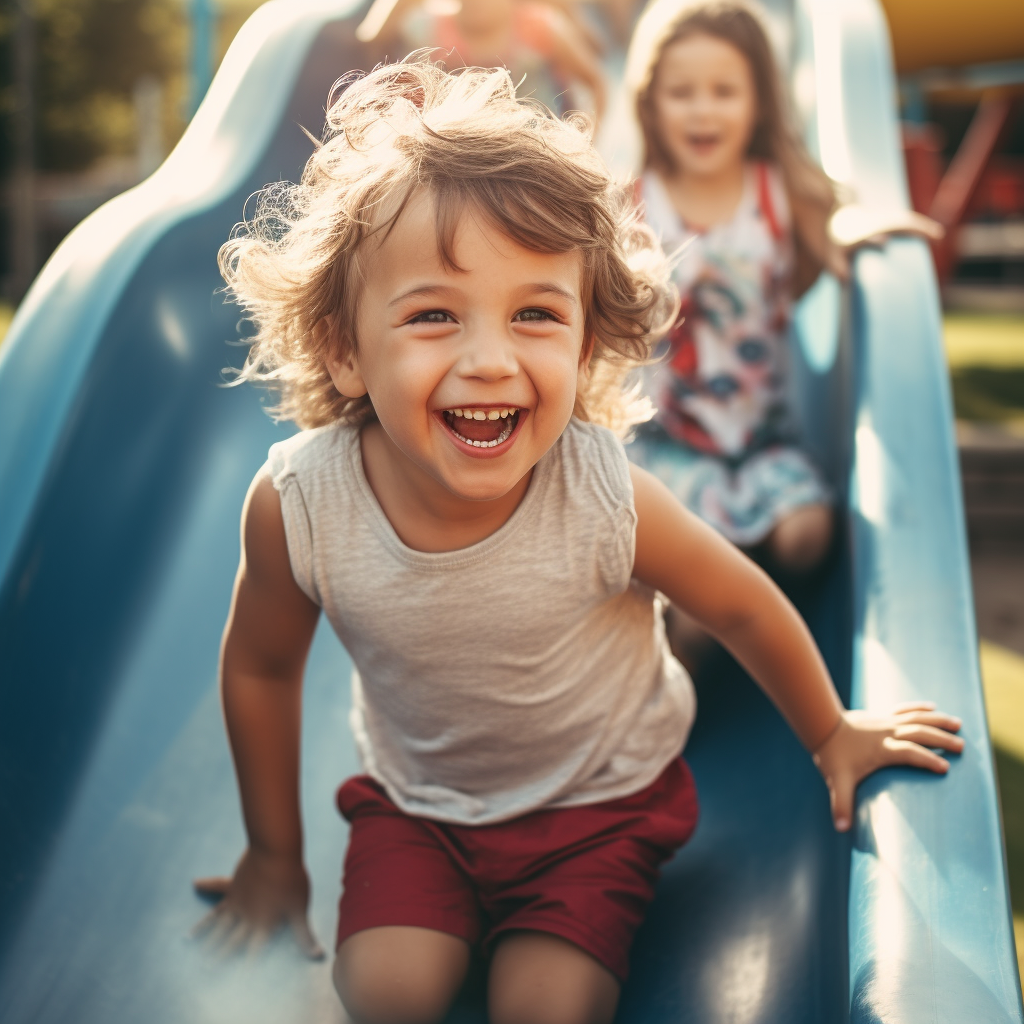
[333,926,470,1024]
[765,503,833,575]
[488,931,620,1024]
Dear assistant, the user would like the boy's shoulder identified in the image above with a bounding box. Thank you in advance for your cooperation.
[561,416,623,455]
[557,418,633,509]
[267,420,356,488]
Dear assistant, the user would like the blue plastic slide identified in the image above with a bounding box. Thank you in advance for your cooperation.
[0,0,1020,1020]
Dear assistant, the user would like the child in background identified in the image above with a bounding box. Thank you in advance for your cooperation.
[358,0,607,120]
[193,61,962,1024]
[625,0,845,575]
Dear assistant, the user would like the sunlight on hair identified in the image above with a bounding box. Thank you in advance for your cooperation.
[220,60,676,433]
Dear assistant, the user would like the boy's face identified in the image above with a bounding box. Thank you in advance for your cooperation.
[329,191,589,503]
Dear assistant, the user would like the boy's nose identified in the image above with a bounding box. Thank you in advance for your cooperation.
[457,331,519,380]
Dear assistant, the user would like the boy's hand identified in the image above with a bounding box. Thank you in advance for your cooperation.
[192,848,324,960]
[812,703,964,833]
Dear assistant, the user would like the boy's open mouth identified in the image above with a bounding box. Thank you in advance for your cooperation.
[441,407,521,449]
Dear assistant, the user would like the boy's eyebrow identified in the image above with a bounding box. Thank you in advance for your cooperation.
[388,284,453,307]
[388,282,580,307]
[527,283,581,306]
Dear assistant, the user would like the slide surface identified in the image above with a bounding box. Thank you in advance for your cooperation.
[0,1,1019,1021]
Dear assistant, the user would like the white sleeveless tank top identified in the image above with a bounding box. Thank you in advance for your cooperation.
[268,417,696,824]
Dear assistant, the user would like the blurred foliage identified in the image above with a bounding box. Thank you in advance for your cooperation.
[0,1,274,179]
[0,0,186,175]
[945,314,1024,371]
[995,748,1024,975]
[951,367,1024,422]
[944,314,1024,424]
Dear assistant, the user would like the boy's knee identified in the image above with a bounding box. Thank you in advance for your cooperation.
[333,955,455,1024]
[488,933,620,1024]
[490,993,616,1024]
[333,927,469,1024]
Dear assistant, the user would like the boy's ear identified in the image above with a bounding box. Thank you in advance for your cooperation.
[577,333,596,380]
[316,318,368,398]
[326,351,368,398]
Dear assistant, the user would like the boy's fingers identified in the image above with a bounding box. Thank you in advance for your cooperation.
[244,929,272,962]
[883,737,951,773]
[891,701,936,715]
[190,903,226,940]
[893,724,965,752]
[894,709,962,731]
[829,777,854,832]
[291,916,326,961]
[205,909,241,950]
[193,876,231,901]
[217,919,253,960]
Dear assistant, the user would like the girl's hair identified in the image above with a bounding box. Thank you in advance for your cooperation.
[625,0,840,294]
[220,58,677,432]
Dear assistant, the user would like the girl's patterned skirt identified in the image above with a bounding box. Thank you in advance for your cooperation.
[627,424,831,548]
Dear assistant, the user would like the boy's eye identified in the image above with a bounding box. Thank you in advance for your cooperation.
[409,310,454,324]
[514,308,557,323]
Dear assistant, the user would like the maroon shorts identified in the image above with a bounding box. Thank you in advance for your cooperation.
[335,757,698,982]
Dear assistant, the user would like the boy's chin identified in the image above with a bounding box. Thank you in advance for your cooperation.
[439,468,527,504]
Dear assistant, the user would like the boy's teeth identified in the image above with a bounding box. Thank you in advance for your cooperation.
[447,407,517,418]
[444,410,517,448]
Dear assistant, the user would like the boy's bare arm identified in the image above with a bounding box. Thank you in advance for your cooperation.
[193,466,323,957]
[629,463,963,831]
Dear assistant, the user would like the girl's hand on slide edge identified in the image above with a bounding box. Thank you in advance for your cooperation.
[812,703,964,833]
[829,204,944,249]
[191,847,324,960]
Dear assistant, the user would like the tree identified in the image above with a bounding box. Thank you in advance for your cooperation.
[0,0,186,177]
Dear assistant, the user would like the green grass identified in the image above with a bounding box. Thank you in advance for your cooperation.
[950,366,1024,422]
[944,313,1024,426]
[945,314,1024,372]
[980,641,1024,979]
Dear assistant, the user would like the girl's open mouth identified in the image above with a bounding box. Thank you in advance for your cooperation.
[687,133,720,152]
[441,406,521,449]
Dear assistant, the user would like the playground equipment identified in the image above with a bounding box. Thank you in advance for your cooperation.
[878,0,1024,74]
[0,1,1020,1020]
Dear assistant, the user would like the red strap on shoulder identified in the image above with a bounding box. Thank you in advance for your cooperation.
[631,177,644,211]
[516,3,556,55]
[436,16,462,54]
[757,163,783,241]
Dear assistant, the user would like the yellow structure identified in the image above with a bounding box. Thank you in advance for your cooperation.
[879,0,1024,72]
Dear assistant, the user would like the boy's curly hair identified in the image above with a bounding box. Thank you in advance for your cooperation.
[220,58,677,433]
